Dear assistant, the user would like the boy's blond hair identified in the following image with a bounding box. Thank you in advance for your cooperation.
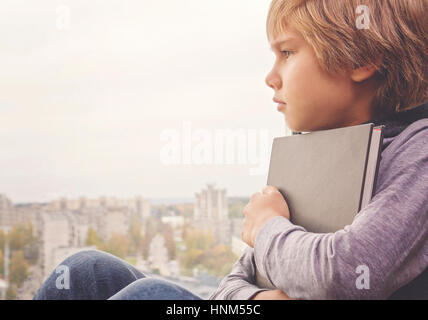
[267,0,428,114]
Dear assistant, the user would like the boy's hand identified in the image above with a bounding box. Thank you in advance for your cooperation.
[252,289,294,300]
[241,185,290,248]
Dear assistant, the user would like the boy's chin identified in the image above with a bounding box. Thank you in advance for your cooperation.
[286,116,333,133]
[285,117,309,133]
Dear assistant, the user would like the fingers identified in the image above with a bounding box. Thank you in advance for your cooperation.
[250,192,261,202]
[249,187,279,205]
[262,185,279,195]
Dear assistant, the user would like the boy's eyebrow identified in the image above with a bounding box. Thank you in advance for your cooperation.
[270,37,299,50]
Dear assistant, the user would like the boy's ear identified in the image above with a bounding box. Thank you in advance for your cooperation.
[350,56,383,82]
[350,63,379,82]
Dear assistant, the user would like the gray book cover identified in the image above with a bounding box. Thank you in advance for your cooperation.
[255,123,384,289]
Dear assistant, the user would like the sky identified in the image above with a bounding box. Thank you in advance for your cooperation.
[0,0,291,203]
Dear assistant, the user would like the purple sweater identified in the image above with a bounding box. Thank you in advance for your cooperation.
[210,102,428,300]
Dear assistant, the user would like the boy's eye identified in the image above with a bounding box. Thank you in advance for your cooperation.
[281,50,293,58]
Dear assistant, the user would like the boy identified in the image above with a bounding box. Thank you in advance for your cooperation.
[210,0,428,300]
[35,0,427,300]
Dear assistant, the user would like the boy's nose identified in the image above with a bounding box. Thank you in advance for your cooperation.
[265,71,281,90]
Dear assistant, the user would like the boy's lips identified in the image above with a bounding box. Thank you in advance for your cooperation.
[273,97,286,104]
[273,97,287,111]
[277,103,287,111]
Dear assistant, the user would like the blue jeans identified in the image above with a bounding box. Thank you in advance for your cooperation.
[33,250,203,300]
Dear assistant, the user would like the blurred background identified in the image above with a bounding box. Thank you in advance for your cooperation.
[0,0,291,299]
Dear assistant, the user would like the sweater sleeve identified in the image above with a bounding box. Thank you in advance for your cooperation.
[253,126,428,299]
[208,246,269,300]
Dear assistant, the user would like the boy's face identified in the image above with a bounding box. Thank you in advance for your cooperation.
[266,24,373,132]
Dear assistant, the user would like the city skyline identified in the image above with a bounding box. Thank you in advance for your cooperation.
[0,181,246,299]
[1,189,250,206]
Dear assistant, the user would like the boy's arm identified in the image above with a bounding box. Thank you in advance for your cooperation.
[208,246,269,300]
[253,128,428,299]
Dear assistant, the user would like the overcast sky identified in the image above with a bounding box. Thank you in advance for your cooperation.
[0,0,290,203]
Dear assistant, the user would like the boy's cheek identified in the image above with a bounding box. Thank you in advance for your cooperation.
[284,101,320,132]
[289,104,340,132]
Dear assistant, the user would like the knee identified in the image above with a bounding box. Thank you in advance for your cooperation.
[35,250,144,300]
[65,249,114,263]
[62,249,145,284]
[34,250,112,300]
[44,249,131,286]
[60,249,115,271]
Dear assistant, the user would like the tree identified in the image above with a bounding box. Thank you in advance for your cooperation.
[0,228,5,254]
[179,248,205,271]
[142,218,157,259]
[9,250,29,287]
[141,218,178,260]
[129,215,144,255]
[24,241,39,265]
[6,284,17,300]
[178,228,215,274]
[8,225,26,251]
[0,250,4,277]
[85,227,103,248]
[5,223,39,266]
[183,229,214,251]
[101,233,129,259]
[159,223,176,260]
[203,244,238,277]
[177,227,239,277]
[7,222,35,252]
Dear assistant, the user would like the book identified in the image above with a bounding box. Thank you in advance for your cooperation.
[255,123,384,289]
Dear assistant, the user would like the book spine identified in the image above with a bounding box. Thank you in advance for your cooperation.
[358,123,374,212]
[371,125,385,198]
